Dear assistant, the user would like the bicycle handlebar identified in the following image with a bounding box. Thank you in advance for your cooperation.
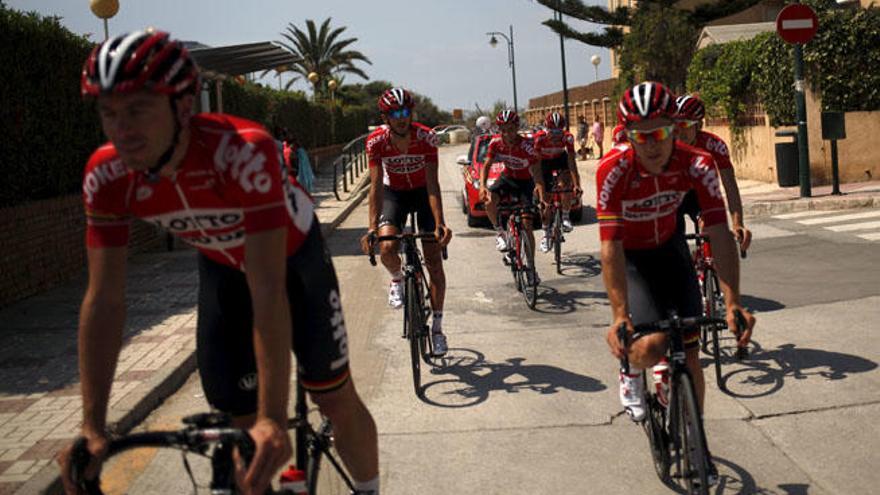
[367,231,446,266]
[69,421,257,495]
[686,232,747,259]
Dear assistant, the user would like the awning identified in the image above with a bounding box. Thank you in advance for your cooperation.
[186,41,297,79]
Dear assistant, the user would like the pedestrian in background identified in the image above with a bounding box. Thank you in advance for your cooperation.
[591,116,605,159]
[576,116,588,159]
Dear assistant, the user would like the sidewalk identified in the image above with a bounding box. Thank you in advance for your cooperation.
[0,167,370,495]
[577,156,880,216]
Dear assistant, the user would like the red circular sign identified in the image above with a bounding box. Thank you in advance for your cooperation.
[776,4,819,44]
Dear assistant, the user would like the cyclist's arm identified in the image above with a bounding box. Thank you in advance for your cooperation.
[244,227,291,424]
[425,160,444,228]
[479,155,494,192]
[567,152,581,189]
[367,165,384,231]
[79,246,128,436]
[719,168,745,231]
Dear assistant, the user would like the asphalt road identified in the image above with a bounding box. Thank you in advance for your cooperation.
[104,143,880,494]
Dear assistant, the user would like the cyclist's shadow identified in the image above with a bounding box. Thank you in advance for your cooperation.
[419,348,606,408]
[665,456,815,494]
[706,340,878,398]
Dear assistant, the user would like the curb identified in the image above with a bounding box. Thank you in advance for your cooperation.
[743,195,880,217]
[26,182,372,495]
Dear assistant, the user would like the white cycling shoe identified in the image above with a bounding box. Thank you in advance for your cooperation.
[619,369,646,422]
[562,218,574,232]
[495,233,509,251]
[431,332,448,357]
[388,280,403,309]
[539,236,552,253]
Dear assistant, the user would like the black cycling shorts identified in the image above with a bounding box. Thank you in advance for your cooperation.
[378,186,436,233]
[625,233,703,349]
[196,220,350,416]
[676,189,700,235]
[488,176,535,206]
[540,155,570,190]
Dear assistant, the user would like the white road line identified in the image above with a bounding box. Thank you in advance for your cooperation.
[825,220,880,232]
[798,210,880,225]
[774,210,842,220]
[857,232,880,241]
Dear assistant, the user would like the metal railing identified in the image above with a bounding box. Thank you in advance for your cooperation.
[333,132,371,201]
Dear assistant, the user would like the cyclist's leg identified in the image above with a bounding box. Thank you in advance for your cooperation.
[540,161,555,226]
[378,186,404,276]
[623,254,668,369]
[195,253,262,420]
[415,189,444,313]
[287,222,379,486]
[519,179,538,261]
[485,180,503,229]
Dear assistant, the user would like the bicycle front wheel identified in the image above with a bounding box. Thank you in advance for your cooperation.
[674,372,710,494]
[553,209,563,274]
[642,373,671,483]
[704,270,724,391]
[519,230,538,309]
[405,277,423,396]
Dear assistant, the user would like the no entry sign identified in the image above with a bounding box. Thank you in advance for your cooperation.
[776,4,819,44]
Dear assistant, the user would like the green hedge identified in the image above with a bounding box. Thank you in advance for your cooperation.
[214,80,375,149]
[0,5,103,208]
[687,6,880,133]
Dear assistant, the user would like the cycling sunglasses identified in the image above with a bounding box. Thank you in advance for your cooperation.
[387,108,412,119]
[675,120,700,129]
[626,125,675,144]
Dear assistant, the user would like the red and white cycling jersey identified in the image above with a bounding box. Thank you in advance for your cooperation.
[485,135,538,181]
[611,123,627,146]
[693,130,733,171]
[83,113,314,271]
[366,122,438,191]
[596,142,728,250]
[533,129,575,160]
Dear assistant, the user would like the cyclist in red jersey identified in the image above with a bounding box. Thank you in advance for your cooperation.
[597,82,756,484]
[58,31,380,495]
[479,110,543,262]
[359,87,453,356]
[533,111,582,252]
[673,94,752,251]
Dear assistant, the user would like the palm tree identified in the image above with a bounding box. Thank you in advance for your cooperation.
[275,18,371,95]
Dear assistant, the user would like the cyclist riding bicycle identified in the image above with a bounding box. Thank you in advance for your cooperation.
[58,30,379,495]
[479,110,544,265]
[597,82,756,483]
[673,94,752,252]
[359,87,453,357]
[533,111,582,253]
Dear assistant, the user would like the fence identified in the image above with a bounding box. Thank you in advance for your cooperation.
[332,132,372,200]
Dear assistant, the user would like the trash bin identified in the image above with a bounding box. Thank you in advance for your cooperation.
[774,130,799,187]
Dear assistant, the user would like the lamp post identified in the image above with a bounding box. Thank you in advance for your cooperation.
[89,0,118,41]
[486,25,518,114]
[554,5,571,125]
[307,71,320,101]
[275,65,288,91]
[591,55,601,82]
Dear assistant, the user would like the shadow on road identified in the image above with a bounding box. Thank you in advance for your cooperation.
[740,294,786,313]
[534,285,608,315]
[703,339,879,398]
[710,457,815,495]
[419,348,606,408]
[556,253,602,278]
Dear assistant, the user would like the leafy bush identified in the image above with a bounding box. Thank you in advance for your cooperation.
[0,5,103,208]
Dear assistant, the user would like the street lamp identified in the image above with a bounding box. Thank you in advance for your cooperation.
[275,65,288,91]
[486,25,518,114]
[554,5,571,125]
[89,0,118,41]
[591,55,601,82]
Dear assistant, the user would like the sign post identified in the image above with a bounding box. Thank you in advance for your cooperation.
[776,3,818,197]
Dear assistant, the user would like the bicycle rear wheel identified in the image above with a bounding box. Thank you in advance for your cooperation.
[704,270,725,391]
[405,277,423,396]
[553,209,563,274]
[674,372,710,494]
[519,230,538,309]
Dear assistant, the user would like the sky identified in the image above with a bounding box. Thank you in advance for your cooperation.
[7,0,613,112]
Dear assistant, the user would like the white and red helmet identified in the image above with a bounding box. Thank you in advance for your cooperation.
[544,111,566,130]
[81,30,199,98]
[377,87,414,113]
[617,82,674,124]
[673,94,706,121]
[495,109,520,127]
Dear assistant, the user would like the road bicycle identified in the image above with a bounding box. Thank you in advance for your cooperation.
[686,227,748,392]
[368,213,439,397]
[617,313,727,494]
[496,189,541,309]
[541,170,579,274]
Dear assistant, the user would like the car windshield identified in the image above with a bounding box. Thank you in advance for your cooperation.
[475,137,490,165]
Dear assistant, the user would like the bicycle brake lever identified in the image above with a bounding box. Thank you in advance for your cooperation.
[70,437,105,495]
